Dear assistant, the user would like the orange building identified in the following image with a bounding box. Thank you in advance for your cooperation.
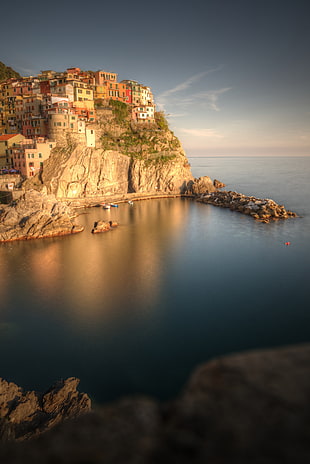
[94,70,118,86]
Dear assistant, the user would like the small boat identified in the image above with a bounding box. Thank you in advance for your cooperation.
[128,200,134,206]
[110,203,118,208]
[102,203,111,209]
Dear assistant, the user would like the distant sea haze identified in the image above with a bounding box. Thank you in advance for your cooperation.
[0,156,309,403]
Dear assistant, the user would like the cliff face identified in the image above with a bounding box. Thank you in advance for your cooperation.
[0,190,83,242]
[31,108,196,200]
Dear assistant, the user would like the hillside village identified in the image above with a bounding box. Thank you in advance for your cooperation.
[0,67,157,178]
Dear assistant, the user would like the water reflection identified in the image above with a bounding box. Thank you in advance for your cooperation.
[0,199,191,328]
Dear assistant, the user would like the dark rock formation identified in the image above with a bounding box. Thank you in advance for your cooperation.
[0,344,309,462]
[0,189,84,242]
[213,178,226,189]
[0,377,90,442]
[197,190,298,222]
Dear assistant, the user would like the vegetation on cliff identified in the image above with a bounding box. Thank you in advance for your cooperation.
[98,100,181,164]
[0,62,21,82]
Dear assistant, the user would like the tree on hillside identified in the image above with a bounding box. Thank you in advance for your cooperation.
[0,62,21,81]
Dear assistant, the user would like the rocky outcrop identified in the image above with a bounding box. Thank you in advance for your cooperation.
[91,220,118,233]
[190,176,217,195]
[213,178,226,189]
[22,114,195,200]
[0,377,90,441]
[197,190,298,222]
[36,145,194,200]
[0,189,84,242]
[0,344,309,462]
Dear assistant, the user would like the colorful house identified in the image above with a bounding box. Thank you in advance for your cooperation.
[11,138,56,177]
[0,133,25,168]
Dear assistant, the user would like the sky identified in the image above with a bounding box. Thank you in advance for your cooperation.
[1,0,309,156]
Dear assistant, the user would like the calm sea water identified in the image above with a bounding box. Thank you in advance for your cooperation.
[0,156,309,403]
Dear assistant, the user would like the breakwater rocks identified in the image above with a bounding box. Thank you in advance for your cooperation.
[0,377,91,441]
[197,190,298,222]
[0,344,309,462]
[0,189,84,242]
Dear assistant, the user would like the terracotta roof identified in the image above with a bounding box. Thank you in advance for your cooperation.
[0,134,21,141]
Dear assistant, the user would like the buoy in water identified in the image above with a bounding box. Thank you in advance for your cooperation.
[285,241,291,246]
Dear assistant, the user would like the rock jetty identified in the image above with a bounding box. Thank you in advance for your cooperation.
[197,190,298,222]
[0,377,90,441]
[0,189,84,242]
[0,343,309,462]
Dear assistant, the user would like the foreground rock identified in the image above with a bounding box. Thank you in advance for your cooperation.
[0,189,84,242]
[0,377,90,441]
[1,344,309,462]
[197,190,298,222]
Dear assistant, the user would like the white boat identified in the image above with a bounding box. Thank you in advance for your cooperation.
[102,203,111,209]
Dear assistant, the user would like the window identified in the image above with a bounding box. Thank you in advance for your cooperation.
[39,153,42,158]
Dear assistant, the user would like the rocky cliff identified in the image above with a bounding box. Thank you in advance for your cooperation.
[0,189,83,242]
[0,344,309,462]
[25,106,210,201]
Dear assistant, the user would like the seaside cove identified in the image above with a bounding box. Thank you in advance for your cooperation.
[0,156,309,404]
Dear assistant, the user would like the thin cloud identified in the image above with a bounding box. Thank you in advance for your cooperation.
[159,68,220,99]
[157,66,223,110]
[180,128,224,138]
[167,112,188,118]
[194,88,232,111]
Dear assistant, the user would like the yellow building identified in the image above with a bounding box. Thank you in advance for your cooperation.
[0,133,25,168]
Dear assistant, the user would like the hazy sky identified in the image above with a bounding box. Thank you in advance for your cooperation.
[1,0,309,156]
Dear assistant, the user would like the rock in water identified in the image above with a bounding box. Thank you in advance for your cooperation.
[0,189,84,242]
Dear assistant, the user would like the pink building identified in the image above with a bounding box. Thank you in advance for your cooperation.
[12,138,56,177]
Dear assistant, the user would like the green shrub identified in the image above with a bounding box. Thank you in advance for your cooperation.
[109,100,130,124]
[155,111,169,131]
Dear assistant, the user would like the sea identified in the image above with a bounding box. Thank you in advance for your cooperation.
[0,156,309,404]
